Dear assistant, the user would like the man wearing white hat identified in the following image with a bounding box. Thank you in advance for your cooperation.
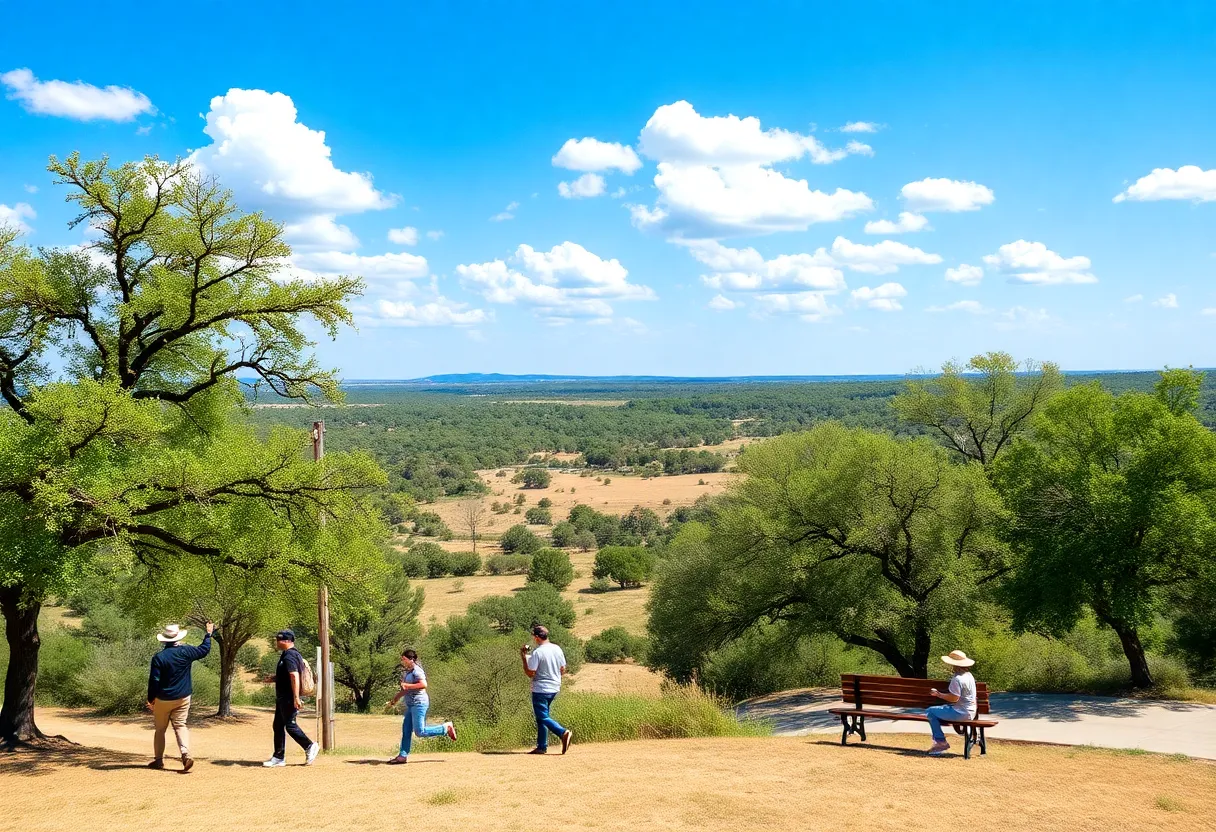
[147,621,213,772]
[925,649,978,756]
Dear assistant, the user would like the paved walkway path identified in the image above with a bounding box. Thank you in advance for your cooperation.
[736,689,1216,759]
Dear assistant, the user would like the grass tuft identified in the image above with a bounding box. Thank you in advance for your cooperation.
[1154,796,1185,812]
[426,789,463,806]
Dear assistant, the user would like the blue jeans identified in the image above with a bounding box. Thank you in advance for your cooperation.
[926,704,967,742]
[531,692,567,750]
[400,701,447,756]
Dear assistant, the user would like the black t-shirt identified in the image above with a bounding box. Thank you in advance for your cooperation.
[275,648,303,702]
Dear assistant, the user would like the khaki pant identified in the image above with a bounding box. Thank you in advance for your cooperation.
[152,696,191,760]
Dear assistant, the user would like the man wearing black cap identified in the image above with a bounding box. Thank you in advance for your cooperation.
[263,629,319,767]
[519,625,572,755]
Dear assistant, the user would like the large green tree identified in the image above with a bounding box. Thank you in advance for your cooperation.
[893,352,1063,466]
[647,423,1009,681]
[993,372,1216,689]
[0,154,377,744]
[330,566,423,712]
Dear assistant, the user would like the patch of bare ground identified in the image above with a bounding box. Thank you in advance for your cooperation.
[6,709,1215,832]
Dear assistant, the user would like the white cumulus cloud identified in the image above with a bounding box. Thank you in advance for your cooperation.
[0,202,36,233]
[1152,293,1179,308]
[374,297,488,327]
[995,306,1053,331]
[1,68,155,121]
[828,237,941,274]
[490,201,520,222]
[552,138,642,174]
[945,264,984,286]
[753,291,840,322]
[387,226,419,246]
[1114,166,1216,203]
[629,101,873,238]
[681,239,844,293]
[558,173,606,199]
[708,294,740,310]
[292,250,429,283]
[851,282,907,311]
[927,300,989,314]
[283,215,359,251]
[457,242,654,322]
[1124,294,1144,303]
[863,212,929,235]
[901,177,994,212]
[839,121,880,133]
[983,240,1097,285]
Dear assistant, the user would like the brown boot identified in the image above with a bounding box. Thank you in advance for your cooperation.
[148,759,164,770]
[181,755,194,773]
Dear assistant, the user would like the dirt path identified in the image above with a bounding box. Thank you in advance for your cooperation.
[4,708,1214,831]
[736,689,1216,759]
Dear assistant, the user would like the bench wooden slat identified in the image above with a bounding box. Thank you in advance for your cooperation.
[841,674,990,694]
[839,682,992,701]
[828,707,998,727]
[840,693,992,714]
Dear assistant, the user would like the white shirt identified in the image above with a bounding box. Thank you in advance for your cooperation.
[949,671,977,718]
[526,642,566,694]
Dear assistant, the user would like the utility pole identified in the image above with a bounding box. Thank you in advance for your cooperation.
[312,421,335,750]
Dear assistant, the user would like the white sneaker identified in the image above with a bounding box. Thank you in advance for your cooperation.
[263,757,286,767]
[305,742,320,765]
[444,722,457,741]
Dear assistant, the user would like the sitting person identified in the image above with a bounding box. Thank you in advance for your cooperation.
[926,650,977,756]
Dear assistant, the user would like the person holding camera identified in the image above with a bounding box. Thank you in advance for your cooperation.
[386,648,457,765]
[519,625,572,755]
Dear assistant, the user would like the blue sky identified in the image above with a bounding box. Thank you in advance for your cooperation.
[2,1,1215,378]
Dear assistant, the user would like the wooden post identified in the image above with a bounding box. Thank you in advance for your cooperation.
[312,421,335,750]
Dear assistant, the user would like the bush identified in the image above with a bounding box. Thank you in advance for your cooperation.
[448,552,482,577]
[413,511,454,540]
[33,626,92,707]
[411,541,452,577]
[538,498,553,509]
[585,627,649,664]
[588,577,612,593]
[525,506,553,525]
[485,554,532,575]
[398,549,428,578]
[527,548,574,590]
[238,643,263,674]
[574,531,598,552]
[550,521,577,548]
[513,468,552,489]
[593,546,657,588]
[499,524,543,555]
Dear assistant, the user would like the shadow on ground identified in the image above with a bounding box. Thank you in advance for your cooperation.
[0,744,160,777]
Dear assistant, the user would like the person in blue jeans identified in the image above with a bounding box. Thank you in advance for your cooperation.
[926,650,979,756]
[386,649,456,764]
[519,625,572,755]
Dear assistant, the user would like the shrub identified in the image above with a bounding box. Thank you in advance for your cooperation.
[33,626,92,707]
[238,643,262,674]
[413,511,453,540]
[525,506,553,525]
[412,541,452,578]
[527,548,575,590]
[550,521,577,548]
[514,493,526,506]
[538,498,553,509]
[588,577,612,593]
[469,583,578,633]
[485,554,532,575]
[500,524,543,555]
[585,627,649,664]
[513,468,552,489]
[574,531,598,552]
[398,549,428,578]
[449,552,482,577]
[593,546,656,588]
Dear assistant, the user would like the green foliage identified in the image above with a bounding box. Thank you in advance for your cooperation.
[550,521,577,548]
[499,524,543,555]
[513,467,552,489]
[593,546,657,588]
[484,554,532,575]
[448,552,482,577]
[468,583,578,634]
[647,424,1009,682]
[412,512,454,540]
[330,569,424,712]
[527,548,575,590]
[588,577,612,593]
[574,530,598,552]
[524,506,553,525]
[993,380,1216,687]
[238,643,262,674]
[894,352,1063,466]
[397,549,429,578]
[410,542,452,578]
[585,627,649,664]
[537,498,553,509]
[620,506,663,542]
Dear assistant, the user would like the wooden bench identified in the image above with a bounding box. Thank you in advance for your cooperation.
[827,673,998,759]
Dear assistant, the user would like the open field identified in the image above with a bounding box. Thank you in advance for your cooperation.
[429,468,735,533]
[415,549,652,638]
[5,708,1215,832]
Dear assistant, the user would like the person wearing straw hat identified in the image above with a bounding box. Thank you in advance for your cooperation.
[925,649,978,756]
[146,621,213,772]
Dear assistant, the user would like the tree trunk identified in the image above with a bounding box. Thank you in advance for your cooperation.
[1112,621,1154,689]
[0,584,44,746]
[843,631,917,678]
[910,623,932,679]
[217,635,243,718]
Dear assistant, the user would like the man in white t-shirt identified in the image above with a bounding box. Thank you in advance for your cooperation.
[926,649,979,756]
[519,625,572,755]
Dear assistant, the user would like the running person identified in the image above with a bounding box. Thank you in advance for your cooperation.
[387,649,457,764]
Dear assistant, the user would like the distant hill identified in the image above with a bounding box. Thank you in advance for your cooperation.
[343,373,911,385]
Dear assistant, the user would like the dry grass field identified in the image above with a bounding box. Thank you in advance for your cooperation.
[416,549,652,638]
[4,708,1214,832]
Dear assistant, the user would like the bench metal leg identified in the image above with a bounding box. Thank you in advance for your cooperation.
[979,726,987,755]
[838,714,867,745]
[963,726,973,759]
